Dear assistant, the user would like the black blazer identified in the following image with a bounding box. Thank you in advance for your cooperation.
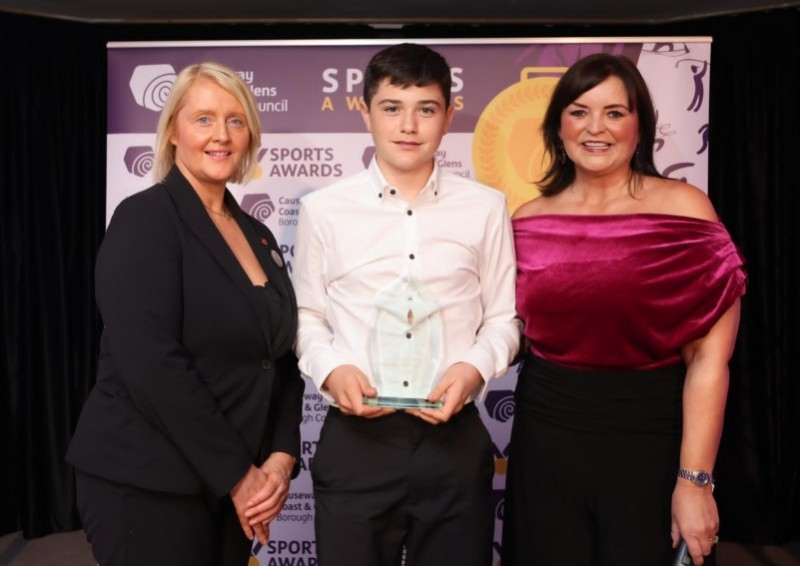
[67,167,304,497]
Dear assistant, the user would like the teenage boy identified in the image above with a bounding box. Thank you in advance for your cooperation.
[292,43,519,565]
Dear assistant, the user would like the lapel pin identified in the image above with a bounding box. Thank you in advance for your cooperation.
[271,249,284,268]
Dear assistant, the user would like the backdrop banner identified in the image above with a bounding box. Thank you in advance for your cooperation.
[107,37,711,565]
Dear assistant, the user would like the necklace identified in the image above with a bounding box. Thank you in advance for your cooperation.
[205,205,232,220]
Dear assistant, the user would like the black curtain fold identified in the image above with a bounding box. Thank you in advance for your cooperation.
[1,8,798,543]
[707,10,800,543]
[2,15,107,536]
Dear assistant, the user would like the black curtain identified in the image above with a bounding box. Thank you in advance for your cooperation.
[706,10,800,543]
[2,15,107,536]
[1,8,798,543]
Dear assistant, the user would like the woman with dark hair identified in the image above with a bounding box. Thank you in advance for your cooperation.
[501,53,746,566]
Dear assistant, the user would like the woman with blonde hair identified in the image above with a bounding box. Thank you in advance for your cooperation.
[68,62,304,565]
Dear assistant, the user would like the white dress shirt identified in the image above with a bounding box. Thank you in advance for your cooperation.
[293,158,519,404]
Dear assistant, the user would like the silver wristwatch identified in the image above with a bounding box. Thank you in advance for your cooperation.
[677,468,715,488]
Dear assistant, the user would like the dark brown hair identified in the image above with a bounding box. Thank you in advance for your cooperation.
[538,53,664,196]
[363,43,452,109]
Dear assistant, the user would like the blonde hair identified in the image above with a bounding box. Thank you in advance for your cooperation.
[153,61,261,185]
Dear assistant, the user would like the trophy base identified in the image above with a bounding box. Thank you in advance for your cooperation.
[364,396,444,409]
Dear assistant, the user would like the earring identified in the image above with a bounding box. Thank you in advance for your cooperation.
[557,142,567,165]
[633,145,641,171]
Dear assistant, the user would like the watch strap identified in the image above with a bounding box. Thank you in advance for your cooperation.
[677,468,715,487]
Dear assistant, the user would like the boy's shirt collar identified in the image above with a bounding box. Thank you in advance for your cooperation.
[368,156,441,205]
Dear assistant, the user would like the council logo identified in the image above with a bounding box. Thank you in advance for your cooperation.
[484,390,515,423]
[124,146,155,177]
[241,194,276,221]
[130,64,177,111]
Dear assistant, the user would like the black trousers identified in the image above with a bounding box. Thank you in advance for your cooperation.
[311,404,494,566]
[502,354,693,566]
[75,470,252,566]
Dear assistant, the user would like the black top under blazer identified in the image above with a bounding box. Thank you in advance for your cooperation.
[67,166,304,497]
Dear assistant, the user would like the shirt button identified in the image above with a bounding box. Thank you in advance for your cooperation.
[409,254,415,260]
[407,210,413,216]
[406,332,412,339]
[390,189,396,195]
[261,359,272,370]
[403,381,409,387]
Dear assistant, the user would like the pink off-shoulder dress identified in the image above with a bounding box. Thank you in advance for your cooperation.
[502,213,746,566]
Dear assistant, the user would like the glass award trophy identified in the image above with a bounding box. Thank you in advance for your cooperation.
[365,274,444,409]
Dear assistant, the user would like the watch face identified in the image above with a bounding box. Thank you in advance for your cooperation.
[679,468,714,487]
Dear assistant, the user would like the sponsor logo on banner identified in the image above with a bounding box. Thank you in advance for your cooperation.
[484,390,515,423]
[124,146,155,177]
[241,194,276,221]
[241,192,303,230]
[129,64,177,111]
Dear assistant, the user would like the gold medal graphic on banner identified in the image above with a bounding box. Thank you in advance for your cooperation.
[473,68,567,215]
